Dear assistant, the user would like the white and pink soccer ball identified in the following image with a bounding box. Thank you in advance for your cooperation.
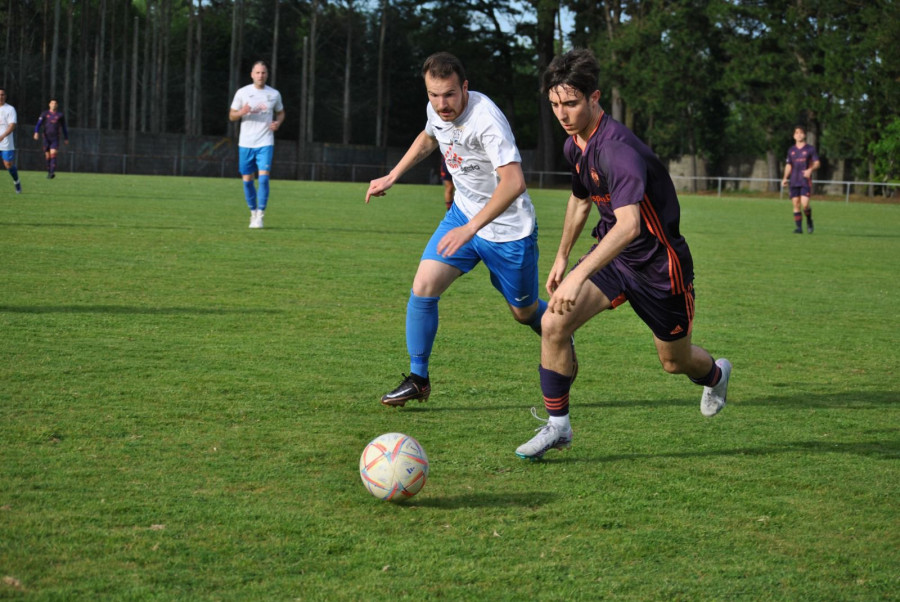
[359,432,429,502]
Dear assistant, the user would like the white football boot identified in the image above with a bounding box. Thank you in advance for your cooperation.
[515,407,573,461]
[700,358,732,417]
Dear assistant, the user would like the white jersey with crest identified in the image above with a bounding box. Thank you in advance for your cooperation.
[0,103,17,151]
[231,84,284,148]
[424,91,535,242]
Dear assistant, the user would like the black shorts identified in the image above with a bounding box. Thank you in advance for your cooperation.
[586,259,695,341]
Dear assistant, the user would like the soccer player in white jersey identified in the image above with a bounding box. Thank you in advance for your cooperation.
[0,89,22,193]
[365,51,549,407]
[229,61,285,228]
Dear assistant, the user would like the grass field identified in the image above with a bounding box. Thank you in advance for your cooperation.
[2,171,898,600]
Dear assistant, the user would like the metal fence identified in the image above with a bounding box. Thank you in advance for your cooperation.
[16,147,898,202]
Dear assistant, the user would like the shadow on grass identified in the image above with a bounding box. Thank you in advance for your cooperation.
[539,438,900,465]
[408,491,554,509]
[0,304,282,315]
[400,389,899,413]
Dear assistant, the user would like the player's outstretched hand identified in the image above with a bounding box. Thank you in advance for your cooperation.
[365,174,394,204]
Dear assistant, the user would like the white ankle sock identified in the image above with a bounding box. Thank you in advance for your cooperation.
[548,415,570,430]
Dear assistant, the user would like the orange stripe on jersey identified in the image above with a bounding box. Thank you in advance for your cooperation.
[639,197,685,294]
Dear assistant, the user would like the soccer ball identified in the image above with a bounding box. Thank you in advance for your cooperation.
[359,432,429,502]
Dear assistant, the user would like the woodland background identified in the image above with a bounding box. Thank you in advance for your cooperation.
[2,0,898,188]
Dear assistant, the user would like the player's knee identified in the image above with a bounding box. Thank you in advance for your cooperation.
[659,358,682,375]
[540,311,572,340]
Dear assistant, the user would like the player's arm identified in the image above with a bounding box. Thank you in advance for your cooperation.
[228,105,250,122]
[435,161,525,258]
[781,162,792,186]
[803,159,820,178]
[546,193,592,295]
[0,122,14,142]
[270,109,285,131]
[548,203,640,315]
[365,130,438,203]
[33,115,43,140]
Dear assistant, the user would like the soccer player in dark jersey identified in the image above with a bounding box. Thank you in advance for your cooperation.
[781,126,820,234]
[33,99,69,179]
[515,48,731,460]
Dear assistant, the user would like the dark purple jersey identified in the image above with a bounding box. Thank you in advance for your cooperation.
[34,110,68,142]
[785,144,818,187]
[563,112,693,297]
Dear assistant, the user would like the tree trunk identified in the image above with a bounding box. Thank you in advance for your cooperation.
[185,0,194,135]
[192,6,202,136]
[94,0,106,130]
[307,0,318,143]
[341,0,353,145]
[50,0,61,96]
[298,35,308,170]
[375,0,387,147]
[129,16,139,153]
[271,0,280,87]
[531,0,558,173]
[107,0,116,130]
[63,0,73,113]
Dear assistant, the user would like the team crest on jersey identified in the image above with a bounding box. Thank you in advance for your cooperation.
[590,168,601,187]
[452,128,463,144]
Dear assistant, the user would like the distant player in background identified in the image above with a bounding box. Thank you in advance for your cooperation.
[515,48,731,460]
[440,156,454,211]
[0,89,21,193]
[33,99,69,179]
[229,61,285,229]
[781,126,820,234]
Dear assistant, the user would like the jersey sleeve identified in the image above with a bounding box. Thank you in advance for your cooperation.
[34,112,45,134]
[600,141,647,210]
[274,91,284,113]
[230,89,243,111]
[478,107,521,169]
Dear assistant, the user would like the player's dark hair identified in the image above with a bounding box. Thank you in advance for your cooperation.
[252,60,269,71]
[542,48,601,97]
[794,125,806,133]
[422,52,466,86]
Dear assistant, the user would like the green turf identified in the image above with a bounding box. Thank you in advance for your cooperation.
[2,171,898,600]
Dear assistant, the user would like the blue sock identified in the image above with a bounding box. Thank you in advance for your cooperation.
[8,166,19,182]
[406,291,440,379]
[257,175,270,211]
[243,180,257,210]
[524,299,547,335]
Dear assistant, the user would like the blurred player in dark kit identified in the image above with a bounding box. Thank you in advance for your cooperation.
[34,99,69,179]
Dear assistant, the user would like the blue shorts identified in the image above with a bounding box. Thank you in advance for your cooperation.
[239,146,274,175]
[789,183,811,198]
[586,254,695,341]
[422,204,539,308]
[0,150,15,163]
